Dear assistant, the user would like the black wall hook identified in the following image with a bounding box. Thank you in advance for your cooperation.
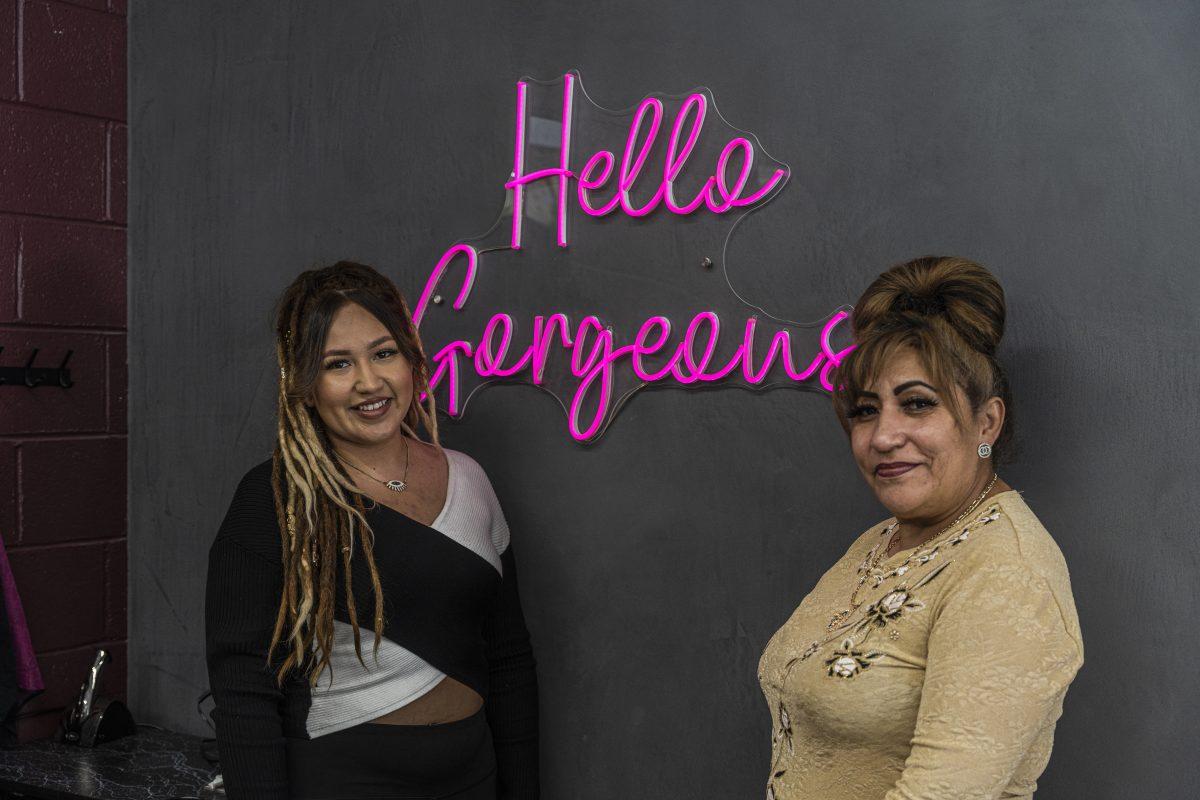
[0,346,75,389]
[24,348,43,387]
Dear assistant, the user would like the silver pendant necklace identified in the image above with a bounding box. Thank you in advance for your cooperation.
[337,436,410,493]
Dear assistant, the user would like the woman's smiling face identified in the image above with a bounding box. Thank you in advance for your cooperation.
[308,301,412,449]
[846,348,995,523]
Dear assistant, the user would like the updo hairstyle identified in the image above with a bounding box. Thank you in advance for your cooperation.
[832,256,1014,461]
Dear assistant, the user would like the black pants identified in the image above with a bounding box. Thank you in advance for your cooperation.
[285,708,496,799]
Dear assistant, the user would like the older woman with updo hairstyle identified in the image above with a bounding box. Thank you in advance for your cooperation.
[759,256,1083,800]
[205,262,539,800]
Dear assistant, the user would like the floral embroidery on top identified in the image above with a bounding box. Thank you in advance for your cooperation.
[859,587,926,630]
[788,505,1003,679]
[825,638,882,678]
[762,504,1006,798]
[775,703,794,755]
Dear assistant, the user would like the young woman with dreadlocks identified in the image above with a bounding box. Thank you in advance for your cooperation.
[204,262,539,800]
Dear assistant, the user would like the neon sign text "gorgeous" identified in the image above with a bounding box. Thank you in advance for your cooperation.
[415,73,853,442]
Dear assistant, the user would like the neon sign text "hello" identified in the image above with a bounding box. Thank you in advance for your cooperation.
[415,73,853,442]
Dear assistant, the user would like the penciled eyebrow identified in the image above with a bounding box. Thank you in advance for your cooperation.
[893,380,938,395]
[855,381,939,401]
[322,336,396,358]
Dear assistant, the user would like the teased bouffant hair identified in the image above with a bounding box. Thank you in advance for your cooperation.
[267,261,439,687]
[832,256,1013,461]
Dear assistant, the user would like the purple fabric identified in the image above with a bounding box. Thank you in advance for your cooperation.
[0,536,43,692]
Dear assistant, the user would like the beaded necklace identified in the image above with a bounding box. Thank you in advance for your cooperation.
[824,474,998,632]
[780,500,1002,669]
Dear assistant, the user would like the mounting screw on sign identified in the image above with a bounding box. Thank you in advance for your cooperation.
[433,295,443,305]
[702,257,713,269]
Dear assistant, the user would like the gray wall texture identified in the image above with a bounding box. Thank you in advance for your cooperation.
[130,2,1200,798]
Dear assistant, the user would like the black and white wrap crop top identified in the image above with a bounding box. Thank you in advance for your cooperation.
[205,448,539,800]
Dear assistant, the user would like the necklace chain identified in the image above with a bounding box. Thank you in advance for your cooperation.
[825,473,998,632]
[337,436,411,493]
[790,501,1002,667]
[883,472,999,559]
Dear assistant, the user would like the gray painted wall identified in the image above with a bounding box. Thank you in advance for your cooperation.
[130,2,1200,797]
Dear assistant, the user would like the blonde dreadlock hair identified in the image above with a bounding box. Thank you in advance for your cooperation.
[266,261,440,687]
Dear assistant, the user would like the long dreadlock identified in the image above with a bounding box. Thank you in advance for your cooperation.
[266,261,440,687]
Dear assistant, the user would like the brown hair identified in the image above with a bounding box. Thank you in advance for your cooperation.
[266,261,439,686]
[832,256,1013,459]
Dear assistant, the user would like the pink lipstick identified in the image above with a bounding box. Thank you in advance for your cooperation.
[875,462,918,478]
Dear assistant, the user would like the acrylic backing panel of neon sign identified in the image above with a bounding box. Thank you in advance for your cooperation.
[414,72,852,442]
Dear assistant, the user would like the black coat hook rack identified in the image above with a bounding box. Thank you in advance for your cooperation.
[0,346,75,388]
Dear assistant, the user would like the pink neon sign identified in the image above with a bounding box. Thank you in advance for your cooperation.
[504,76,788,246]
[416,72,852,442]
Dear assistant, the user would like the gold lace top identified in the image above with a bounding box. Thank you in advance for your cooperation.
[758,491,1083,800]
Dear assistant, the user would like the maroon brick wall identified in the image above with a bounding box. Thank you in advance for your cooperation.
[0,0,127,742]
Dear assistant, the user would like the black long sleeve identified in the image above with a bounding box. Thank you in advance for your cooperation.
[205,454,540,799]
[204,467,290,800]
[484,544,540,800]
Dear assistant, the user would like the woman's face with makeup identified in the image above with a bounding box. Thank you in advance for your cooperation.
[845,348,990,524]
[308,301,412,450]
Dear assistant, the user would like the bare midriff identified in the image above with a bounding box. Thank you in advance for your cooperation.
[369,675,484,725]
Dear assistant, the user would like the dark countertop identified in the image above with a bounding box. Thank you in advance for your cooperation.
[0,727,217,800]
